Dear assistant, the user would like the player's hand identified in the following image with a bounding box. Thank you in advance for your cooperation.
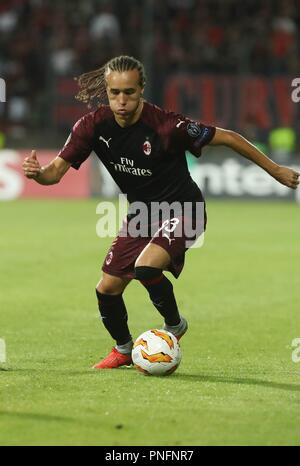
[272,166,300,190]
[22,150,42,179]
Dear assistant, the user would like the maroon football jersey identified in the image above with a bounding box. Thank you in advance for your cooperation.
[58,101,215,204]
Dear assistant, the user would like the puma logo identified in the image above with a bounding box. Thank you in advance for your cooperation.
[176,119,185,128]
[99,135,112,148]
[163,233,175,245]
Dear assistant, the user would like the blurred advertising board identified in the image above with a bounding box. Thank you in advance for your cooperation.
[0,150,90,200]
[187,153,300,202]
[0,150,299,201]
[90,152,300,202]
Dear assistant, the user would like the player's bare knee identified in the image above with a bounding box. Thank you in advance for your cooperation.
[96,279,120,295]
[135,244,171,270]
[96,275,131,295]
[134,257,152,268]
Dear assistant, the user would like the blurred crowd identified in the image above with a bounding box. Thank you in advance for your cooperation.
[0,0,299,146]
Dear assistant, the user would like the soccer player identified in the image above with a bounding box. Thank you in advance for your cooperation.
[23,55,299,369]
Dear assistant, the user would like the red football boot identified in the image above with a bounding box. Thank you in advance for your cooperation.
[93,347,132,369]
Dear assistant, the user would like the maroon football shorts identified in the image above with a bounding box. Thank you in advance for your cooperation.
[102,203,207,279]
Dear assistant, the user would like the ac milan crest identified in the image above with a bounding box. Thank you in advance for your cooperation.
[143,139,152,156]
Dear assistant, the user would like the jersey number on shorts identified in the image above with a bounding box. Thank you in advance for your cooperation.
[161,218,180,233]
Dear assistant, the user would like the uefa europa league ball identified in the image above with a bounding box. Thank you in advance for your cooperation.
[132,329,181,376]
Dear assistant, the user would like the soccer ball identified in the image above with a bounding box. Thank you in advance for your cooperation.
[132,329,181,376]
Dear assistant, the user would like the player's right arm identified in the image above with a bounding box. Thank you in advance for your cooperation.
[23,150,71,185]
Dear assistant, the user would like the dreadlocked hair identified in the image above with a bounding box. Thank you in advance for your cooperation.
[75,55,146,108]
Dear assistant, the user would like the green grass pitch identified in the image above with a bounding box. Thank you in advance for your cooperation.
[1,199,300,446]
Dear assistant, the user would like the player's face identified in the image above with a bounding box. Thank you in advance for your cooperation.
[105,69,144,125]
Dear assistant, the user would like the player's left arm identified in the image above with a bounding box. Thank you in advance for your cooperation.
[209,128,300,190]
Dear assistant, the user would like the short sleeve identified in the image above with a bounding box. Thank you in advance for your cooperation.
[169,114,216,158]
[58,112,94,169]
